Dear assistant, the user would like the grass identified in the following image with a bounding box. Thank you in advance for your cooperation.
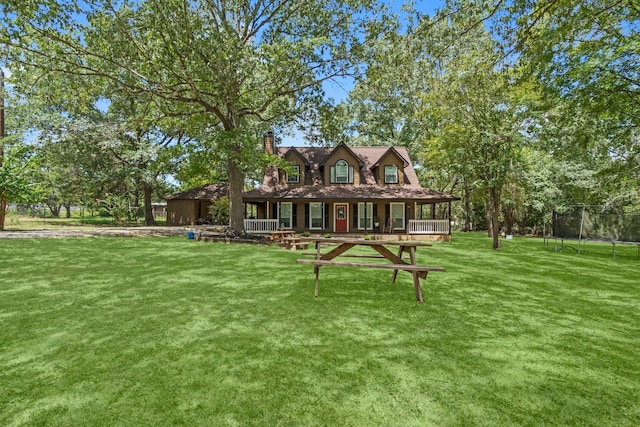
[3,212,166,230]
[1,233,638,426]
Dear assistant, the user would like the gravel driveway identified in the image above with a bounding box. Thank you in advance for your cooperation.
[0,226,195,239]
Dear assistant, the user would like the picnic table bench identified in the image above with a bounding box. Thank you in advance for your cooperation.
[270,230,309,250]
[297,237,445,303]
[281,236,309,250]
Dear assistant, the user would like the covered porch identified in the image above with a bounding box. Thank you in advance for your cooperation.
[242,198,456,239]
[242,185,458,239]
[243,217,451,236]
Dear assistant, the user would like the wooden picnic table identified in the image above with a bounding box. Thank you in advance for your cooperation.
[270,230,309,250]
[297,237,444,303]
[270,230,296,242]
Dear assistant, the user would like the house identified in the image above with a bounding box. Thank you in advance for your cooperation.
[165,183,228,226]
[242,132,458,239]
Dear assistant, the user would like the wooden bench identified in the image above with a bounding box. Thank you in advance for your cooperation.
[296,258,445,303]
[301,252,385,259]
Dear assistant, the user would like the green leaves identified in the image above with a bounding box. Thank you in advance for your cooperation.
[2,0,387,231]
[0,139,39,231]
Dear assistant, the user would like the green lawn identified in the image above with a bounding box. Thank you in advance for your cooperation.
[1,233,638,426]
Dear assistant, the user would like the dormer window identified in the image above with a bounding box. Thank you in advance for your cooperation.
[330,160,354,184]
[286,165,300,183]
[384,165,398,184]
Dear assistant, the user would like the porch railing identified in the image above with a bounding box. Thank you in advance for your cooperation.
[408,219,450,235]
[244,219,279,233]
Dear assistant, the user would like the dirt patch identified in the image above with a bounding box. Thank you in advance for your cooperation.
[0,226,191,239]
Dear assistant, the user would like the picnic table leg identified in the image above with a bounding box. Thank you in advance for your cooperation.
[391,247,403,283]
[314,265,320,297]
[408,246,428,279]
[412,271,425,303]
[391,246,416,283]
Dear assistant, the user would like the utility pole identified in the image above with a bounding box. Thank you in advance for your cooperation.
[0,68,4,163]
[1,68,6,230]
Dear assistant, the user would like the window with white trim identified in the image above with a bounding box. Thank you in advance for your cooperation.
[384,165,398,184]
[390,202,405,230]
[358,202,373,230]
[330,159,354,184]
[286,165,300,183]
[279,202,292,229]
[309,202,324,229]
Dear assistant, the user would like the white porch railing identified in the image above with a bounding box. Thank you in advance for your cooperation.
[408,219,450,235]
[244,219,279,233]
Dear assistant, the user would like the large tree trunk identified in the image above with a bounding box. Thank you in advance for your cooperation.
[64,203,71,218]
[143,182,156,226]
[489,187,501,250]
[228,158,245,234]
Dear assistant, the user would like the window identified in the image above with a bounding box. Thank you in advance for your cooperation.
[310,202,323,229]
[384,165,398,184]
[390,202,405,230]
[330,160,354,184]
[358,203,373,230]
[286,165,300,183]
[279,202,292,229]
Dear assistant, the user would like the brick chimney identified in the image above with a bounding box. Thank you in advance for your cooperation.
[263,131,275,155]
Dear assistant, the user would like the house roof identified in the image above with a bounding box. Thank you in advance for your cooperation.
[246,144,458,203]
[166,183,229,201]
[169,145,459,204]
[243,184,457,203]
[273,145,422,188]
[319,143,365,167]
[282,147,310,165]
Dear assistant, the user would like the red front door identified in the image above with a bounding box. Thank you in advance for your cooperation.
[335,204,348,233]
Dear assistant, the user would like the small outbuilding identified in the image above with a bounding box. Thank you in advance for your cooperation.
[165,183,228,226]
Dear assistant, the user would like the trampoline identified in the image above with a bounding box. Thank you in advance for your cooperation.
[544,204,640,259]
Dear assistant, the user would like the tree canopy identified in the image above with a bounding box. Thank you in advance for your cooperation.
[1,0,638,245]
[1,0,385,231]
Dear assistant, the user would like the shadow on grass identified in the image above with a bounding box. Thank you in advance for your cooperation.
[1,234,638,426]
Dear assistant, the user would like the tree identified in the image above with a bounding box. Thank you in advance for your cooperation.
[463,0,640,208]
[102,96,193,225]
[321,6,438,158]
[0,139,37,230]
[34,109,188,224]
[1,0,384,233]
[0,69,40,230]
[420,14,528,249]
[495,0,639,120]
[36,117,129,217]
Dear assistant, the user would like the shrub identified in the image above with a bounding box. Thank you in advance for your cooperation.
[209,196,230,225]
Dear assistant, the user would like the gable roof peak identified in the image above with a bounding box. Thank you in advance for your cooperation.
[319,142,365,166]
[373,146,409,167]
